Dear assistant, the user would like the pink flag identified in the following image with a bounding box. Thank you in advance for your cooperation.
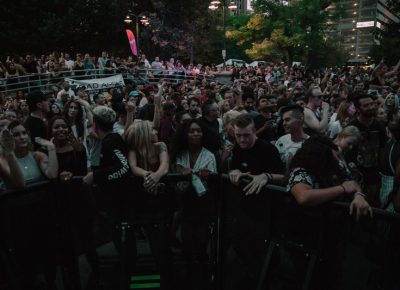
[126,29,138,56]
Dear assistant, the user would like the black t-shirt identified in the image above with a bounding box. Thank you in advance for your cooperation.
[24,116,47,151]
[57,149,87,177]
[93,133,131,184]
[231,138,285,220]
[345,118,387,183]
[231,138,284,175]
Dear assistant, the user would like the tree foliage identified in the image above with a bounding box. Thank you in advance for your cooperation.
[226,0,348,67]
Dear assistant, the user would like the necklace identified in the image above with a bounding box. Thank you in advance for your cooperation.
[18,154,30,170]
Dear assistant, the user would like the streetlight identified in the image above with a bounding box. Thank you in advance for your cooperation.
[124,13,141,54]
[209,0,237,69]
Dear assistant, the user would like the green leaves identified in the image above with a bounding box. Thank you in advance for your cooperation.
[225,0,347,66]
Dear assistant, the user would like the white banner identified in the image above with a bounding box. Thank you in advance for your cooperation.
[65,74,125,91]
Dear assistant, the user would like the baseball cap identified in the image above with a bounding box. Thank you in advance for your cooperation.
[129,91,139,97]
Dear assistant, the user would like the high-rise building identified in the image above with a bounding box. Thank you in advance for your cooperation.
[326,0,399,62]
[234,0,248,15]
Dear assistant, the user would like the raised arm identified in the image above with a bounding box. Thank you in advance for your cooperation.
[152,86,163,130]
[384,59,400,78]
[304,103,330,134]
[0,130,24,188]
[34,138,58,180]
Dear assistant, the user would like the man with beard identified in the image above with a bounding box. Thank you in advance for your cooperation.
[346,93,387,207]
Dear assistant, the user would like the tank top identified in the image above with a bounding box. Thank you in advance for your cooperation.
[17,152,45,184]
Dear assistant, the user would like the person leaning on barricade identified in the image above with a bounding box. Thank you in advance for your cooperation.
[5,121,58,289]
[81,105,133,287]
[227,114,285,289]
[288,135,372,218]
[169,118,218,290]
[82,105,130,189]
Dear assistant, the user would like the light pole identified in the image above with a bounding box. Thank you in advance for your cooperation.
[209,0,237,69]
[124,12,149,55]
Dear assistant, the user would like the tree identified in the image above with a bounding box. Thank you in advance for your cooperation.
[226,0,348,67]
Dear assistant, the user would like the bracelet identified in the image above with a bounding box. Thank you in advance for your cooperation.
[354,191,366,198]
[339,185,346,194]
[265,173,273,183]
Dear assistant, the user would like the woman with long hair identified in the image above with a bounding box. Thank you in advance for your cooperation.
[125,120,169,193]
[125,119,170,287]
[17,99,30,123]
[63,99,92,161]
[7,121,58,289]
[328,101,356,138]
[383,93,399,115]
[9,121,58,184]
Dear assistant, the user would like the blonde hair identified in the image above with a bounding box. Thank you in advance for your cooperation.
[336,101,351,127]
[124,120,154,170]
[336,125,361,142]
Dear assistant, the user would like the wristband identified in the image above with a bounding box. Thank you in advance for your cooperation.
[354,191,366,198]
[339,185,346,194]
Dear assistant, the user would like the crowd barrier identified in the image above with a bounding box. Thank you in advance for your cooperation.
[0,174,399,290]
[0,69,216,95]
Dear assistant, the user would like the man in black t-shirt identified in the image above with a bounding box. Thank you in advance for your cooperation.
[24,90,50,150]
[227,114,285,289]
[230,114,285,194]
[346,93,387,207]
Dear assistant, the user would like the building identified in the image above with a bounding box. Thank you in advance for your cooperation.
[234,0,248,15]
[326,0,399,62]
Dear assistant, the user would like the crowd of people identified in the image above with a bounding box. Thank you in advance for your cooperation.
[0,51,221,86]
[1,55,400,289]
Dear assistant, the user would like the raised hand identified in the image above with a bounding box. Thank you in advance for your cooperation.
[0,129,15,154]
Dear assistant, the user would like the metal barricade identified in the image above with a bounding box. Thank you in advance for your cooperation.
[0,69,217,95]
[2,175,399,290]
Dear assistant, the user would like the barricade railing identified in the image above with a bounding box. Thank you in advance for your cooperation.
[0,69,216,95]
[1,174,399,290]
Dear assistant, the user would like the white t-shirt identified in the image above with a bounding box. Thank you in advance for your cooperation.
[327,120,342,139]
[65,60,75,70]
[275,134,309,168]
[176,147,217,196]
